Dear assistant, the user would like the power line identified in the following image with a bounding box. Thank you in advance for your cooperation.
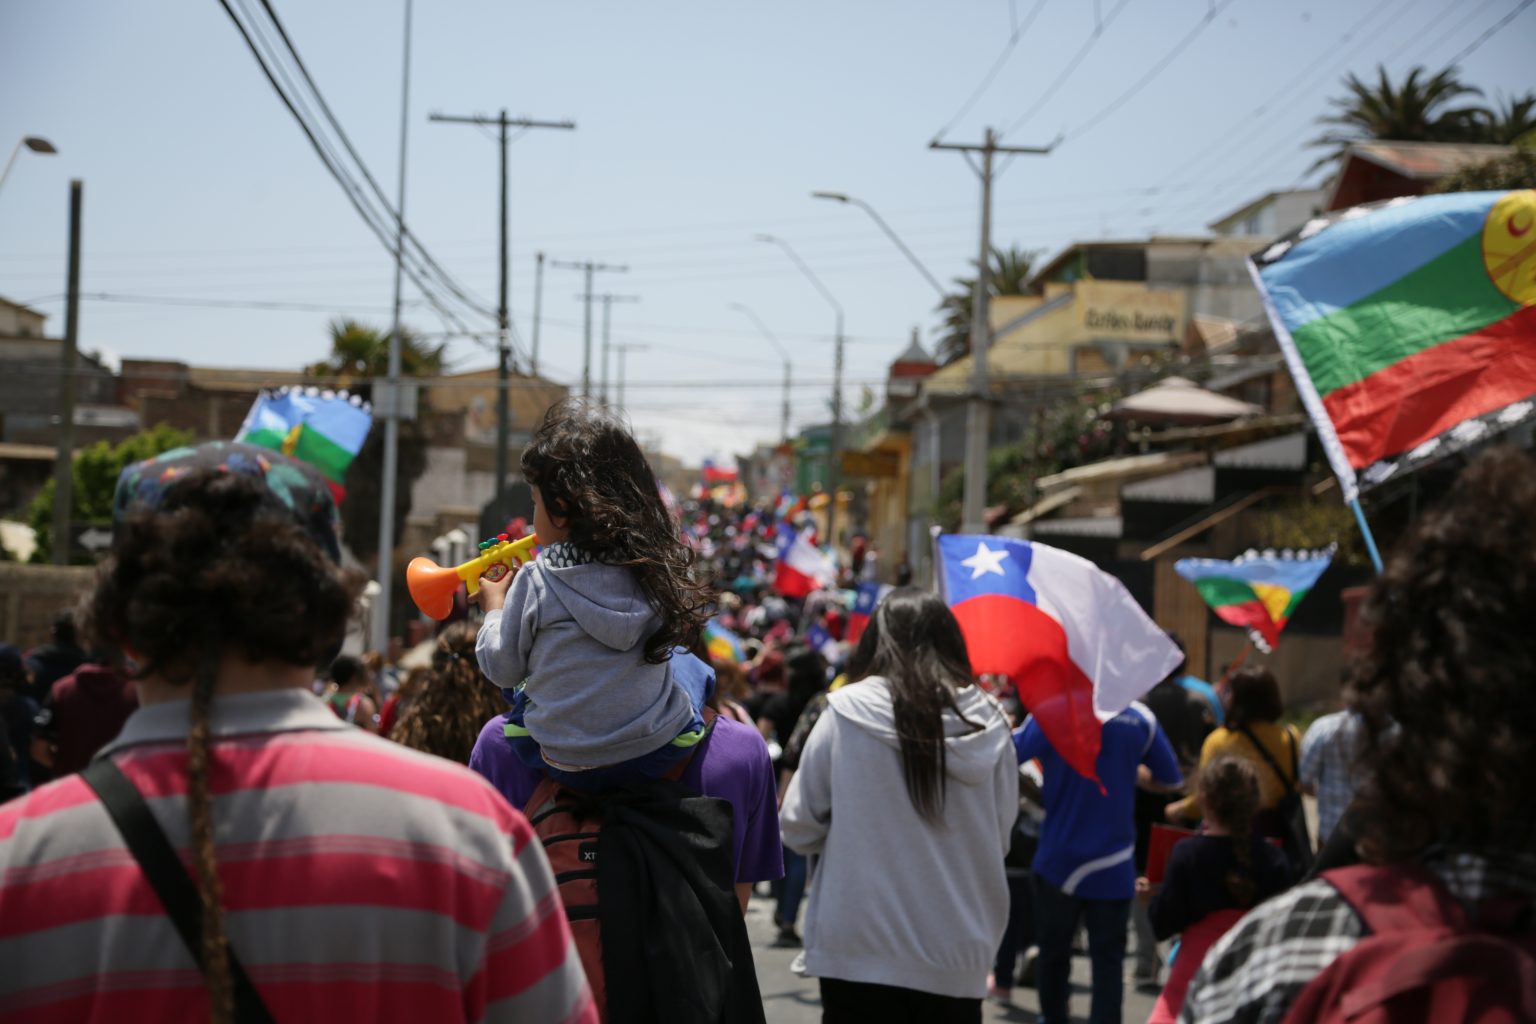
[1058,0,1239,144]
[1002,0,1134,138]
[930,0,1052,143]
[1444,0,1535,65]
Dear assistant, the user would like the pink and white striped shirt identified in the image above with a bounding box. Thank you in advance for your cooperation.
[0,688,595,1024]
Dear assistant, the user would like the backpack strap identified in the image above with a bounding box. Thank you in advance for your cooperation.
[1321,864,1536,1018]
[1234,723,1297,797]
[81,758,275,1024]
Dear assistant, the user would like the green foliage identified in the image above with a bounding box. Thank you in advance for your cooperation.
[933,246,1040,366]
[25,423,196,563]
[1429,146,1536,194]
[1253,499,1367,568]
[933,387,1129,531]
[306,319,442,564]
[1309,64,1486,172]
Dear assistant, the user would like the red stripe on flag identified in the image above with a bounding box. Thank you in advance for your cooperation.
[951,596,1102,783]
[1208,598,1280,650]
[1321,304,1536,470]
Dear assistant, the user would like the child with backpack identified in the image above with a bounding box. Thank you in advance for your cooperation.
[1143,755,1291,1023]
[475,399,714,787]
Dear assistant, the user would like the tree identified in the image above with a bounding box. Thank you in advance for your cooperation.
[932,245,1039,366]
[25,423,196,563]
[306,319,445,565]
[1430,147,1536,193]
[1473,92,1536,146]
[1309,65,1484,172]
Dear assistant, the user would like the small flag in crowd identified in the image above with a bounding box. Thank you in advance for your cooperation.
[773,522,834,598]
[704,619,746,665]
[846,581,893,645]
[701,458,739,484]
[1175,548,1334,653]
[1250,189,1536,501]
[235,387,372,504]
[937,534,1181,783]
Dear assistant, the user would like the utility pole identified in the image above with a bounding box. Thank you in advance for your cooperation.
[573,293,640,405]
[372,0,414,656]
[550,260,628,399]
[531,251,545,376]
[50,179,82,565]
[613,343,648,417]
[930,127,1054,534]
[429,111,574,525]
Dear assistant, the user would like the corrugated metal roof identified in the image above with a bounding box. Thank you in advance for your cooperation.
[1347,140,1513,179]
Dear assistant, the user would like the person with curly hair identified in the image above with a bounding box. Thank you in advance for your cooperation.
[476,398,716,788]
[0,443,594,1024]
[394,623,508,764]
[1142,756,1290,1022]
[1182,445,1536,1023]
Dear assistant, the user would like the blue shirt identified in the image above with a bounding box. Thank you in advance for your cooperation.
[1015,703,1183,900]
[1178,674,1224,725]
[1299,709,1365,843]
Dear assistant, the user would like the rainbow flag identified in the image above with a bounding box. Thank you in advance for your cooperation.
[704,619,746,665]
[1250,189,1536,501]
[235,387,373,504]
[1175,549,1335,652]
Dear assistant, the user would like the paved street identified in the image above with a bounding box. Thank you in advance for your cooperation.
[747,893,1160,1023]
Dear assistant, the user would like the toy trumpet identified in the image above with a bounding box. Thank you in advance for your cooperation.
[407,532,539,621]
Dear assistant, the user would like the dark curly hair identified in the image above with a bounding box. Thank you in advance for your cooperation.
[1346,445,1536,863]
[521,398,709,662]
[393,623,508,765]
[81,468,362,1023]
[1198,755,1263,907]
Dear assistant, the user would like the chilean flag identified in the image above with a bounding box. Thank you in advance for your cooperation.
[846,581,893,645]
[774,523,833,598]
[937,534,1181,783]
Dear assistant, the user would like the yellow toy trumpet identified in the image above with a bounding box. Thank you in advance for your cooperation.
[407,532,539,621]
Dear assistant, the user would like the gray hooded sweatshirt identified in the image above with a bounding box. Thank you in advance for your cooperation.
[780,677,1018,1000]
[475,553,694,768]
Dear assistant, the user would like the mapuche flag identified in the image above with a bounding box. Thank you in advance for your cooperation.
[1174,549,1334,653]
[937,535,1181,783]
[1250,189,1536,501]
[235,387,373,504]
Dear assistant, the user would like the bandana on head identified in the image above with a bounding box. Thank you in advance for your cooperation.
[112,441,343,562]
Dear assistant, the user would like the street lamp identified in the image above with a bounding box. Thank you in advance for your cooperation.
[755,233,845,551]
[810,190,946,297]
[0,136,58,194]
[729,302,792,444]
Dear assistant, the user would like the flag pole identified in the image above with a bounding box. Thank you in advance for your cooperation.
[1349,498,1385,574]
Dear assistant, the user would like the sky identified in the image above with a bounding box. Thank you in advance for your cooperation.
[0,0,1530,464]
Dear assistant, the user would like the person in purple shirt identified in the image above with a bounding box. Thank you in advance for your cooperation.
[471,705,785,910]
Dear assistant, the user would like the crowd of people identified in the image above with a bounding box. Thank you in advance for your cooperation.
[0,399,1532,1024]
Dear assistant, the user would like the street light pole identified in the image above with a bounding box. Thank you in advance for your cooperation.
[50,180,82,565]
[428,110,574,524]
[930,127,1055,534]
[755,234,844,551]
[810,190,946,297]
[372,0,414,656]
[729,302,791,444]
[0,136,57,196]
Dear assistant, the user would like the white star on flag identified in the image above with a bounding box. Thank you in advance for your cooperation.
[960,541,1010,580]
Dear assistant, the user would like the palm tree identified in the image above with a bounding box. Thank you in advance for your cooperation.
[307,319,446,564]
[1309,65,1484,172]
[933,246,1038,365]
[1474,92,1536,145]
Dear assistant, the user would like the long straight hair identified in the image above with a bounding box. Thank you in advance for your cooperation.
[845,588,983,823]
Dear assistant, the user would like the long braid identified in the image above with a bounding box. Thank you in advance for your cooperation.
[188,660,234,1023]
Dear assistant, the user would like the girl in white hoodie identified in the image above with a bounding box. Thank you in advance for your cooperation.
[780,589,1018,1023]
